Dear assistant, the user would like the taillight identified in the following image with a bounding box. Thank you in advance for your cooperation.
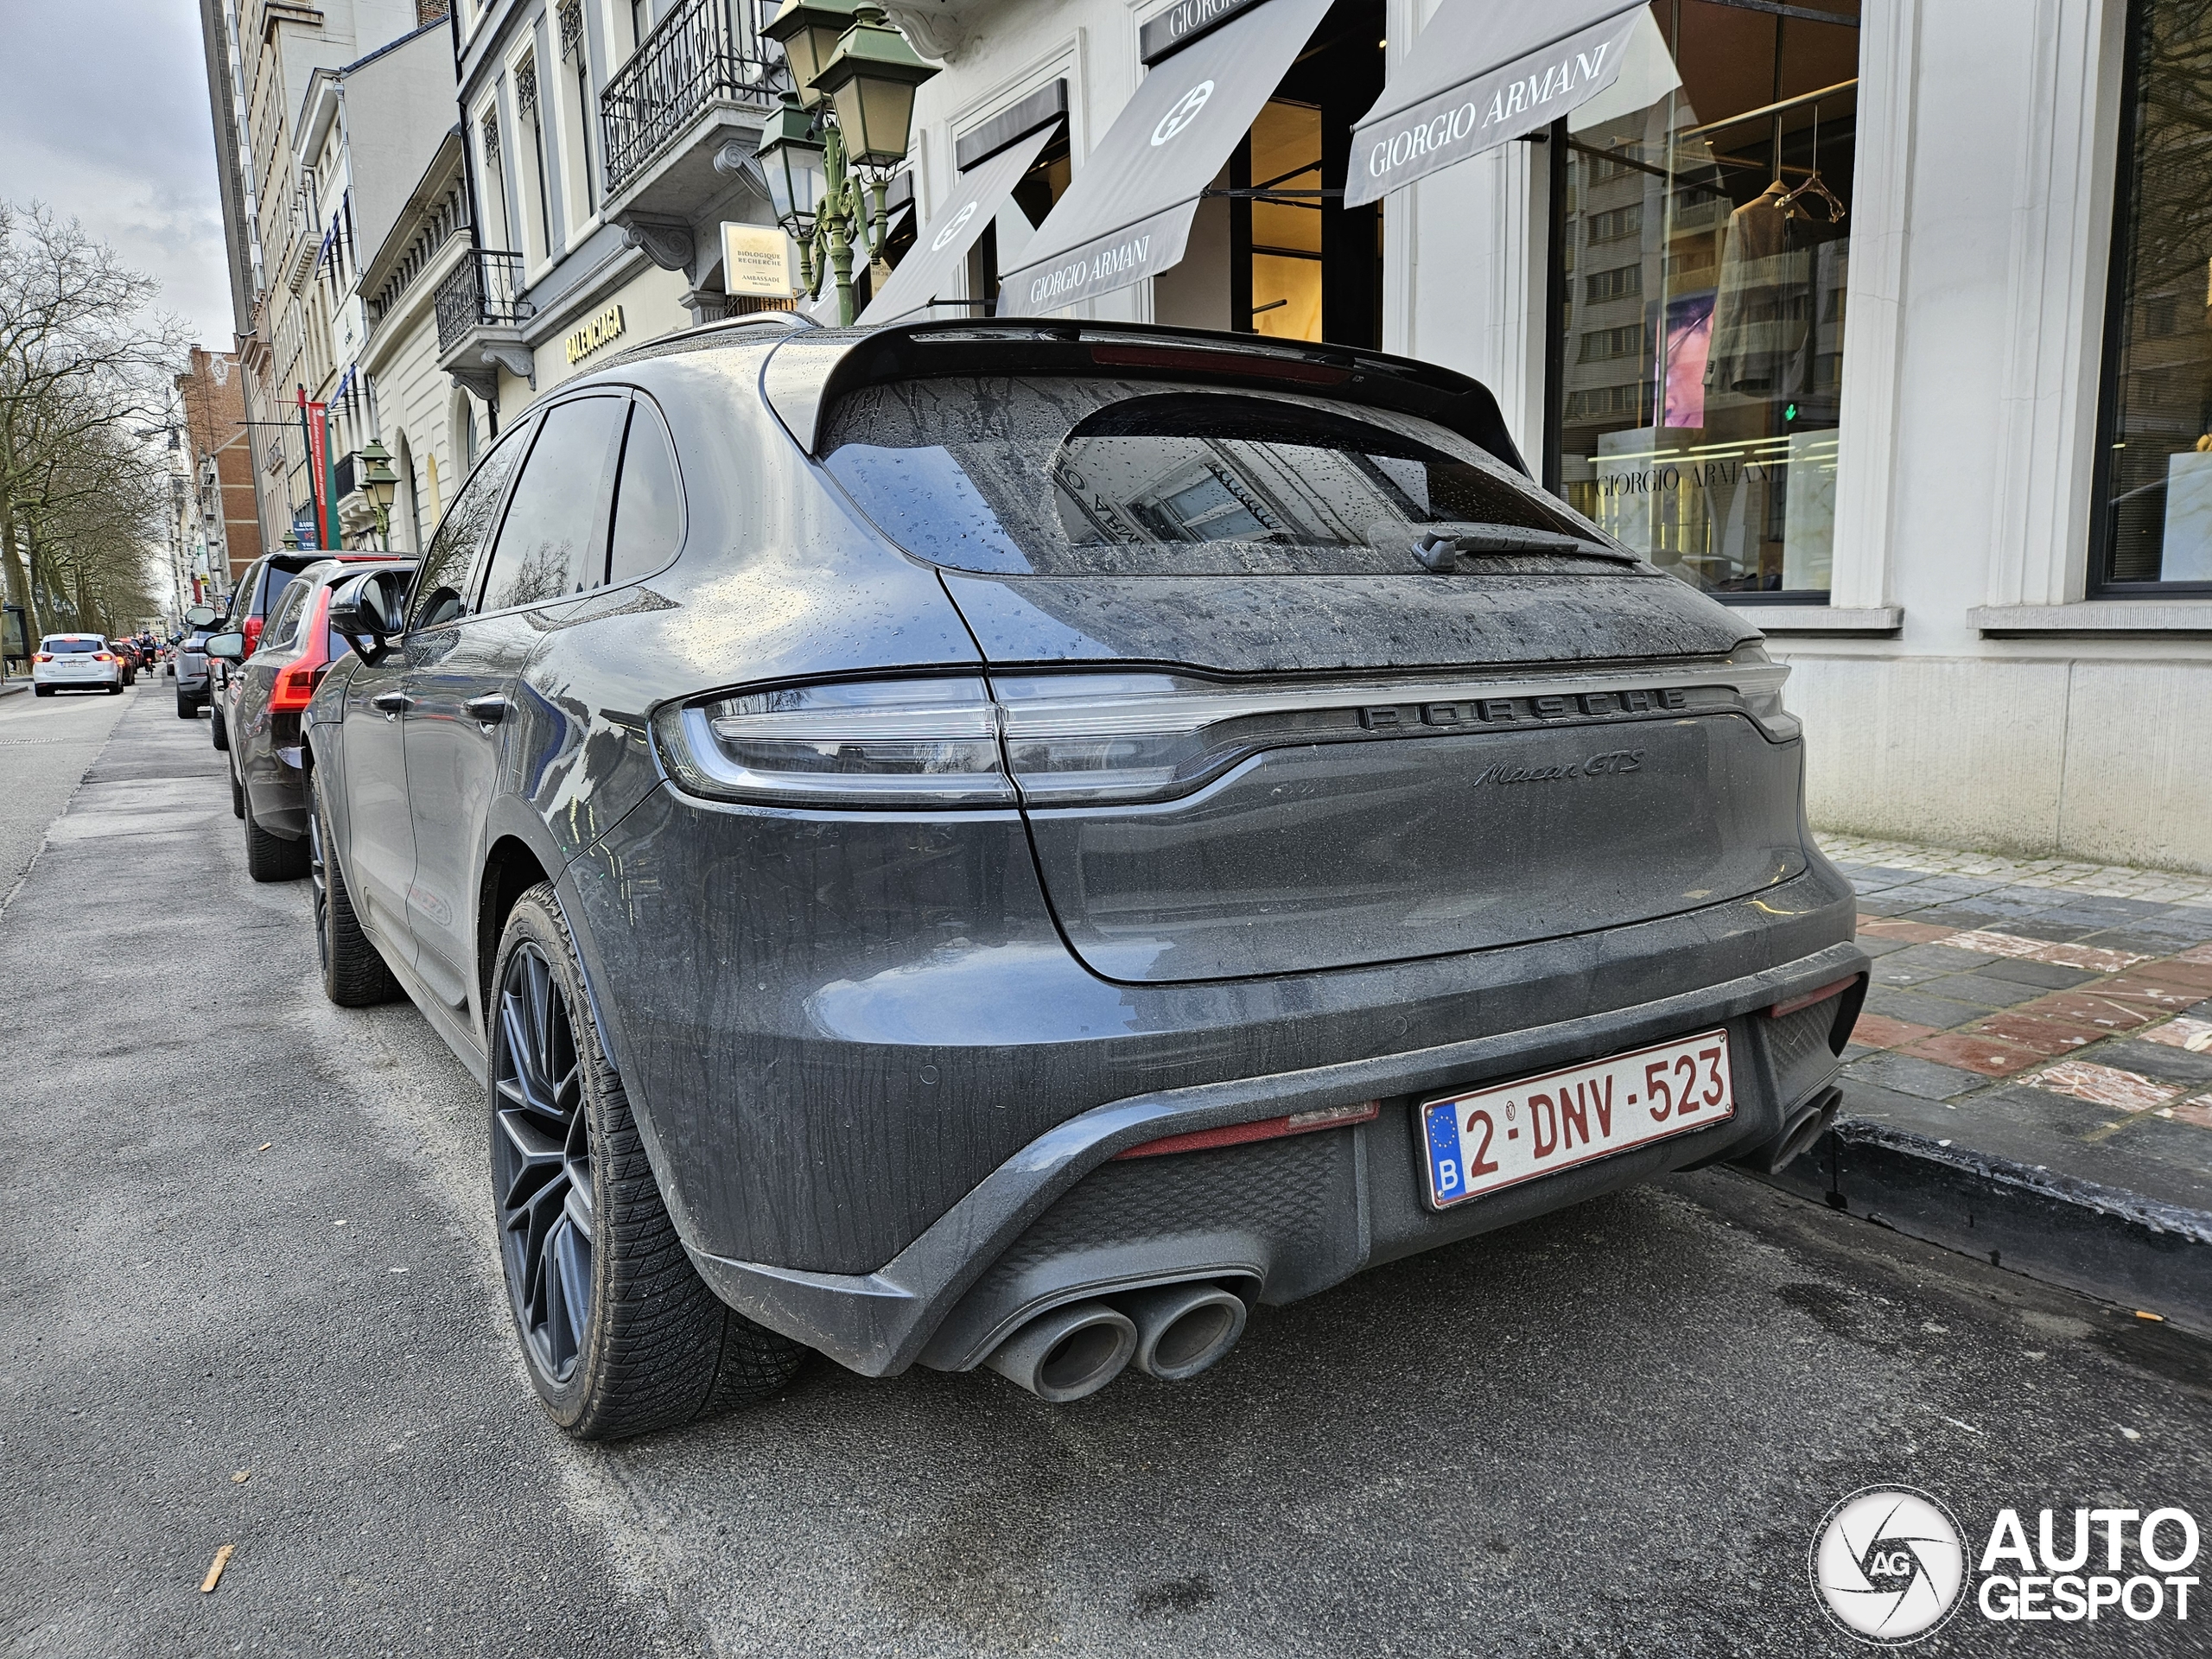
[269,588,334,712]
[658,678,1014,808]
[653,660,1798,810]
[32,652,52,664]
[243,614,264,655]
[92,652,114,662]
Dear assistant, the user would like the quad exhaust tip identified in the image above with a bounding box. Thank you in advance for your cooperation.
[1118,1282,1248,1382]
[982,1300,1137,1403]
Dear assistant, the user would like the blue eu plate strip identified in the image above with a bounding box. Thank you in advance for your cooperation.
[1423,1100,1465,1206]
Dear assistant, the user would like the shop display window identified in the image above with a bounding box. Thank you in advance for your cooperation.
[1549,0,1859,601]
[2089,0,2212,593]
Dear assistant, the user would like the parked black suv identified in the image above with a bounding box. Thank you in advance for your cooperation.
[304,317,1866,1438]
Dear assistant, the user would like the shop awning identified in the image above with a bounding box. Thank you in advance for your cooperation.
[1000,0,1334,316]
[1344,0,1646,207]
[858,125,1057,327]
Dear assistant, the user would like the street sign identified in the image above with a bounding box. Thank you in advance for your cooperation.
[722,223,799,298]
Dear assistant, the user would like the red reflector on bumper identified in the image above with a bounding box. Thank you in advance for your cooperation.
[1113,1099,1380,1160]
[1767,975,1863,1021]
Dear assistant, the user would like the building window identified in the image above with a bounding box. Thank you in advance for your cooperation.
[1550,0,1860,602]
[558,0,596,216]
[514,53,552,262]
[2090,0,2212,592]
[481,109,512,251]
[1586,264,1643,303]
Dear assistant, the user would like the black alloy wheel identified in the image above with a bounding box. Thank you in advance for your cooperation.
[487,886,805,1437]
[493,940,594,1384]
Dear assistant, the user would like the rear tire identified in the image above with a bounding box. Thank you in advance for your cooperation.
[490,884,804,1439]
[243,790,308,881]
[309,773,400,1007]
[230,763,245,820]
[34,686,52,698]
[175,690,196,720]
[211,704,228,750]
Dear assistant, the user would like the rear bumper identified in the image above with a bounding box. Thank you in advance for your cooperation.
[683,938,1865,1376]
[31,667,121,689]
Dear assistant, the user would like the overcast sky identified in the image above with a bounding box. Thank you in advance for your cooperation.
[0,0,236,351]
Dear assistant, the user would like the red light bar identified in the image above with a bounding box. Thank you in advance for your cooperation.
[1768,975,1863,1020]
[1088,342,1350,386]
[1114,1099,1379,1160]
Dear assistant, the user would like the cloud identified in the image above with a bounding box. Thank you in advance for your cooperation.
[0,0,236,349]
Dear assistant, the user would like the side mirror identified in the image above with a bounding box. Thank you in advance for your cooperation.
[203,630,247,664]
[328,570,405,665]
[183,603,221,629]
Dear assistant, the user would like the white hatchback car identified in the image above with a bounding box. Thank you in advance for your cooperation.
[31,634,125,696]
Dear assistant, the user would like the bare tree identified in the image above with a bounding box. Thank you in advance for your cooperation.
[15,408,168,633]
[0,200,190,638]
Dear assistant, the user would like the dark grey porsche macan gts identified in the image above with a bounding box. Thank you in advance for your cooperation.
[304,315,1867,1436]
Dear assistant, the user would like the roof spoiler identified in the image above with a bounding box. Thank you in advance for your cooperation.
[757,319,1533,476]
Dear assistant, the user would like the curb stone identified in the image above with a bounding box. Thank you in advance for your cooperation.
[1757,1117,2212,1338]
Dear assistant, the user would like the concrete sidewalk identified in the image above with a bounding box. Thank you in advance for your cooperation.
[1780,834,2212,1332]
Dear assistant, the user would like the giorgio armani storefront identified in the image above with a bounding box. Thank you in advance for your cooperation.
[878,0,2212,870]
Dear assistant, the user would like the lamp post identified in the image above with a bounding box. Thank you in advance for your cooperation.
[759,3,936,326]
[359,439,399,551]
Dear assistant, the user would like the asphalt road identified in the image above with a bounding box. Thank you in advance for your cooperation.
[4,683,2209,1657]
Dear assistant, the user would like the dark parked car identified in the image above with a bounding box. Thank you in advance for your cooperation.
[206,550,389,746]
[205,556,415,879]
[304,316,1867,1439]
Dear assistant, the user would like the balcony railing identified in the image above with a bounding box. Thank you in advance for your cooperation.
[435,251,529,354]
[601,0,780,196]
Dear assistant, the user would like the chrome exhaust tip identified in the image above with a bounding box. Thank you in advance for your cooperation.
[982,1300,1137,1402]
[1117,1282,1249,1382]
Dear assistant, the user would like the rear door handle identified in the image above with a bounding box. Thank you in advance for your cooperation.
[465,695,510,726]
[371,691,412,718]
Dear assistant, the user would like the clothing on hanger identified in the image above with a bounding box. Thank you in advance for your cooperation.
[1704,182,1814,402]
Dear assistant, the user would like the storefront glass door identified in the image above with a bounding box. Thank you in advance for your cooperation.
[1552,0,1859,600]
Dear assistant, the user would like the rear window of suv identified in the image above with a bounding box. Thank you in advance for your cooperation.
[820,376,1614,575]
[42,638,102,652]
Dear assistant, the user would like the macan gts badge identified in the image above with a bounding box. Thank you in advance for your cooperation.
[303,315,1867,1436]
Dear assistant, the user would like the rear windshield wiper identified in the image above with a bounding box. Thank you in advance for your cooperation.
[1408,523,1637,572]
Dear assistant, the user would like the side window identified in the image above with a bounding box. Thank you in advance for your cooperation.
[408,423,531,632]
[261,578,313,652]
[607,402,684,586]
[260,566,298,625]
[477,397,628,613]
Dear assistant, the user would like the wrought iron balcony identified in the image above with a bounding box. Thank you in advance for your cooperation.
[601,0,781,197]
[434,250,529,355]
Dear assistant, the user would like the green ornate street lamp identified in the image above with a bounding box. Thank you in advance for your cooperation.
[359,438,399,550]
[759,3,936,325]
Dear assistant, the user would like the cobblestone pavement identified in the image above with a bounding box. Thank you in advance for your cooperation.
[1817,835,2212,1211]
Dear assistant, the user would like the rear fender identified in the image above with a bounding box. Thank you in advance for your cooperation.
[478,794,590,1045]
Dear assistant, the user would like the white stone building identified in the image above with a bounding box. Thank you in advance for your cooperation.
[867,0,2212,870]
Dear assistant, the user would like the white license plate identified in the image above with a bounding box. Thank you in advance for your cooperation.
[1418,1029,1734,1210]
